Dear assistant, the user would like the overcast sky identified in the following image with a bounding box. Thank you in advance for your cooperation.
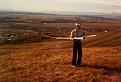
[0,0,121,13]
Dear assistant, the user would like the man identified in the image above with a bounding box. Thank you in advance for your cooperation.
[70,23,85,67]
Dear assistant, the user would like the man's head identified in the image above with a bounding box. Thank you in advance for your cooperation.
[75,23,81,30]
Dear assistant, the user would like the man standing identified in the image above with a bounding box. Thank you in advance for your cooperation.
[70,23,85,67]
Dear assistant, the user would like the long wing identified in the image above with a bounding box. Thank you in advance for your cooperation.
[55,37,83,40]
[86,35,96,38]
[43,34,96,40]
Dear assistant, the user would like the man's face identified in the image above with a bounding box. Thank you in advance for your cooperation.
[76,25,81,30]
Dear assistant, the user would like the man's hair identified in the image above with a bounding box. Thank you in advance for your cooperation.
[75,23,81,26]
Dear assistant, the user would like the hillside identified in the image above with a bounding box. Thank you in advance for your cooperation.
[0,14,121,82]
[83,28,121,47]
[0,29,121,81]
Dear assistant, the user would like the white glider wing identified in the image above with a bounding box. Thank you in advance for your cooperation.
[86,35,96,38]
[43,34,96,40]
[55,37,83,40]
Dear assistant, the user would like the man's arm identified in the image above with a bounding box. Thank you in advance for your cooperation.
[70,31,73,38]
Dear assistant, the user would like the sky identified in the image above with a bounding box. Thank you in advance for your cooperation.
[0,0,121,13]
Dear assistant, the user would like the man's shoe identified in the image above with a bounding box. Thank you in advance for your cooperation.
[72,65,76,68]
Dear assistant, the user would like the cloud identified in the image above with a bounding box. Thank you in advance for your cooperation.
[0,0,121,13]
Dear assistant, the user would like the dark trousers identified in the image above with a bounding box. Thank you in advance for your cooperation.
[72,40,82,66]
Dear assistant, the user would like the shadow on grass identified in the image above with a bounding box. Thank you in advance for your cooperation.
[81,64,121,75]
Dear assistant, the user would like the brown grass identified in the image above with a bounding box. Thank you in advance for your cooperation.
[0,40,121,82]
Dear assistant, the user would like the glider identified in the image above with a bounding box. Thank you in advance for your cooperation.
[42,35,96,40]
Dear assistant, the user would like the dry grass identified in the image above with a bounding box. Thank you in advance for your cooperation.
[0,40,121,82]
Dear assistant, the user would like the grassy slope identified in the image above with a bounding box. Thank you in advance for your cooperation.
[0,40,121,82]
[84,28,121,47]
[1,15,121,81]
